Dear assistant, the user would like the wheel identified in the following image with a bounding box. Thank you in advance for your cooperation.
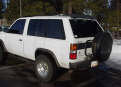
[35,55,57,83]
[0,45,7,64]
[92,32,113,62]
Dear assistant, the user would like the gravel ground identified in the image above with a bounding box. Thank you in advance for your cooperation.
[0,54,121,87]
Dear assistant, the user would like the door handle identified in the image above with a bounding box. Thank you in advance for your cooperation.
[19,39,23,41]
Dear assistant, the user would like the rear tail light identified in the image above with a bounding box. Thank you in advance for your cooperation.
[70,44,77,50]
[70,44,77,60]
[70,53,77,59]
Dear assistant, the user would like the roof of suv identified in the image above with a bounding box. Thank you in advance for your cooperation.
[20,15,96,20]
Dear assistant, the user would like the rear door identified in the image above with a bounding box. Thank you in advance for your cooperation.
[69,19,103,59]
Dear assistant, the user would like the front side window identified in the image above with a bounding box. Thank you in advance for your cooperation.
[70,19,103,38]
[9,19,26,34]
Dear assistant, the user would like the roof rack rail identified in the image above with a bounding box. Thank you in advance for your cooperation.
[69,14,96,19]
[22,14,96,20]
[55,14,96,19]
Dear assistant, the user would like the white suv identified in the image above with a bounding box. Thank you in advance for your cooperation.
[0,15,113,82]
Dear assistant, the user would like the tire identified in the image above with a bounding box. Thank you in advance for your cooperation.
[92,32,113,62]
[0,45,7,64]
[35,55,57,83]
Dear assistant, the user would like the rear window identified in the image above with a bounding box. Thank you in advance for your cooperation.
[70,19,103,38]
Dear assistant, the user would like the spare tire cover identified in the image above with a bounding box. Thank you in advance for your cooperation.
[92,32,113,62]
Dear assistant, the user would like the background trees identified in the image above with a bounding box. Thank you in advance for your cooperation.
[4,0,56,23]
[2,0,121,33]
[0,1,2,19]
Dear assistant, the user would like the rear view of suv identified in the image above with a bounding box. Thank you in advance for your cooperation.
[0,15,113,83]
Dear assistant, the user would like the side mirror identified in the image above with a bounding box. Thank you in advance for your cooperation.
[0,26,9,32]
[3,28,9,32]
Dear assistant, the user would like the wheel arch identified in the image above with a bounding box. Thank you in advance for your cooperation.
[35,48,60,67]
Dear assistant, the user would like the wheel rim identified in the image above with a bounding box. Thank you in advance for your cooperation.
[37,61,49,78]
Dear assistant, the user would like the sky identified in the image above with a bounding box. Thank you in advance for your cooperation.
[1,0,10,3]
[108,0,112,8]
[1,0,10,12]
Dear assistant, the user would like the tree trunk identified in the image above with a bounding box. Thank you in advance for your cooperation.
[68,0,72,15]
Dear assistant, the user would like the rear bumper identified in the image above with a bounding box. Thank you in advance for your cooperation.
[69,60,98,69]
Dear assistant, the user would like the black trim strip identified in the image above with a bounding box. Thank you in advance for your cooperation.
[77,42,92,50]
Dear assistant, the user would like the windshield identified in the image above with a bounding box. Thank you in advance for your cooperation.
[70,19,103,38]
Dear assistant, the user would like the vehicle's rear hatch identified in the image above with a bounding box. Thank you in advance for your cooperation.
[69,19,103,60]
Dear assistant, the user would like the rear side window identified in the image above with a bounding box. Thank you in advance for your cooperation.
[45,20,65,39]
[28,19,65,39]
[28,20,45,37]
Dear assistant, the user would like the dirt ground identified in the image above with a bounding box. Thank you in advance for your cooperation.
[0,55,121,87]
